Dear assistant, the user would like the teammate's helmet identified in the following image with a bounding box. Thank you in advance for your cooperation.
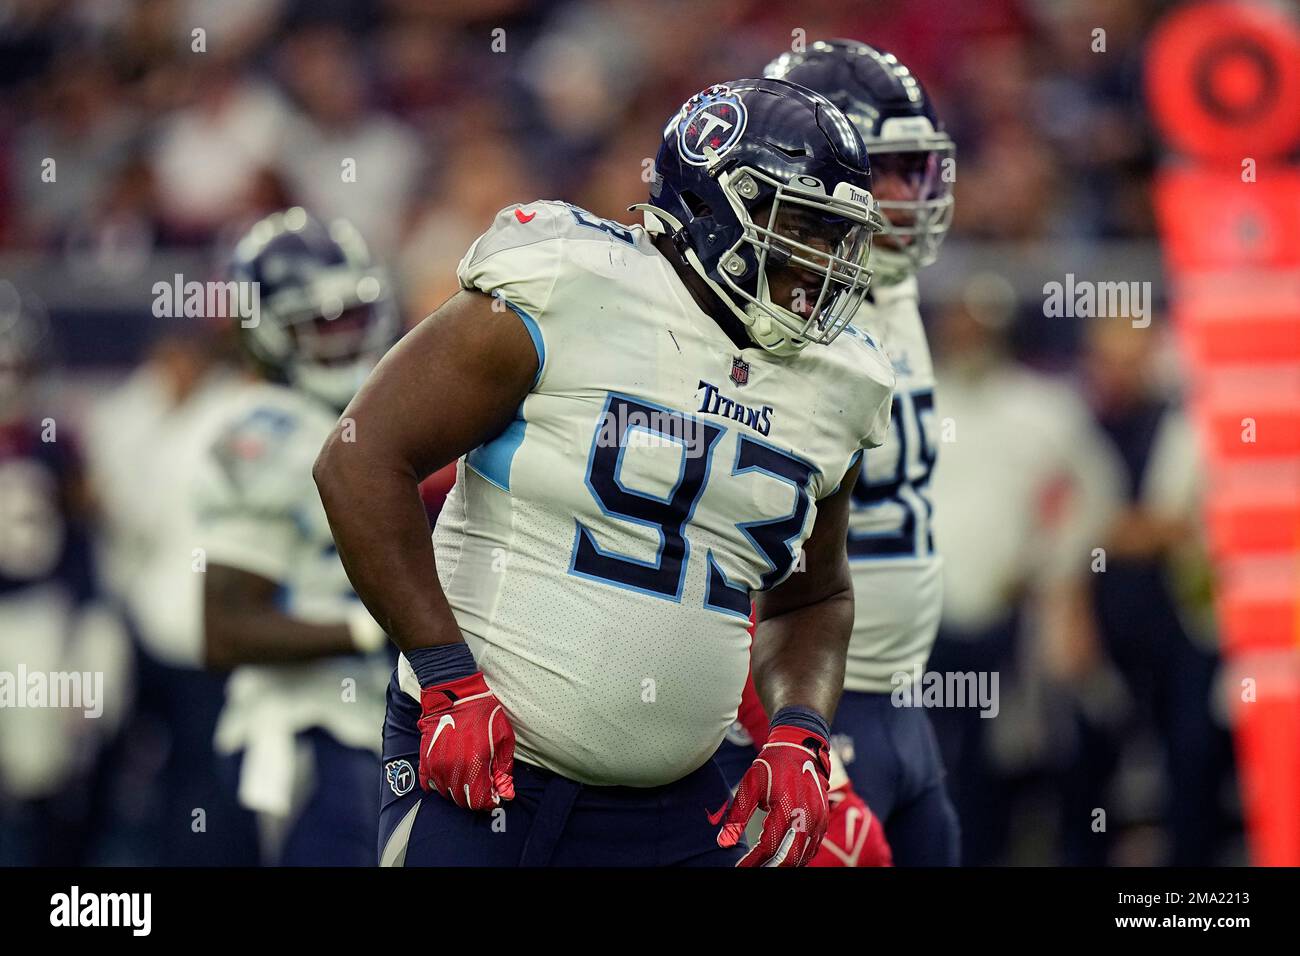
[765,40,955,282]
[634,78,884,356]
[229,208,399,409]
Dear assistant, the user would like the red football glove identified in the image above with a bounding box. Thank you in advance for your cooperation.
[808,779,893,867]
[717,724,832,866]
[417,671,516,810]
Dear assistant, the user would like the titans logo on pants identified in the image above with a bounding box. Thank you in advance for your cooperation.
[386,759,415,796]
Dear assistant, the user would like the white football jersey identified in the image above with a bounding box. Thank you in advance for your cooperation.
[193,382,388,814]
[843,277,943,693]
[88,368,247,668]
[397,201,895,787]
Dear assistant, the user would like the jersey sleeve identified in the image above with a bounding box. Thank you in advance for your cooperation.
[863,387,894,449]
[192,407,313,582]
[457,202,568,382]
[836,324,897,453]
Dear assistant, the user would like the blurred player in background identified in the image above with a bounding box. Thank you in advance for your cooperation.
[0,284,125,864]
[86,327,256,866]
[1060,317,1231,865]
[927,273,1122,866]
[316,79,895,867]
[728,40,962,867]
[195,208,399,865]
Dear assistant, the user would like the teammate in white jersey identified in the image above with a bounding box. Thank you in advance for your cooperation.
[195,208,399,865]
[740,40,961,865]
[315,79,896,867]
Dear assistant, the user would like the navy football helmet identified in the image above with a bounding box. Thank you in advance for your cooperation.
[766,41,955,282]
[633,78,884,356]
[229,208,399,409]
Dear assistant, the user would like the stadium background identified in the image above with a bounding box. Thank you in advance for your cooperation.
[2,0,1297,866]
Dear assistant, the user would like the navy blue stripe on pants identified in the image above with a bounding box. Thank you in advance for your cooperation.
[379,673,744,867]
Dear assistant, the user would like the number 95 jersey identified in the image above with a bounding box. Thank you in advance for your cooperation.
[844,276,943,694]
[397,201,895,787]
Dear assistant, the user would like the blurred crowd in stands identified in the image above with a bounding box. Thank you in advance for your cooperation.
[1,0,1160,314]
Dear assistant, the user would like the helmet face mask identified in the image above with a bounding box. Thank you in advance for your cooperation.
[286,304,385,368]
[279,300,396,409]
[865,137,955,277]
[713,165,882,353]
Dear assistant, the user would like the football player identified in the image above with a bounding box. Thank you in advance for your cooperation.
[726,40,961,866]
[314,78,896,867]
[195,208,400,865]
[0,289,107,863]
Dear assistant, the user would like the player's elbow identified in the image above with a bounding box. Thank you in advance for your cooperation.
[203,635,232,672]
[312,428,350,513]
[201,607,237,671]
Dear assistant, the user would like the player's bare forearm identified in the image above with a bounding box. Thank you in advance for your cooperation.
[202,564,356,669]
[314,438,459,653]
[751,457,861,722]
[313,290,538,653]
[752,581,852,720]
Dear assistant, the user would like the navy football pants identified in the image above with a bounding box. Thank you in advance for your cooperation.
[378,676,744,867]
[831,690,960,866]
[222,727,379,867]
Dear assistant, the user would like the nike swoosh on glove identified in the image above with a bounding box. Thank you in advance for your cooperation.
[808,780,893,867]
[717,724,832,866]
[418,671,515,810]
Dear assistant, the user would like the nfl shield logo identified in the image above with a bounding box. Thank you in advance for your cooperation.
[729,356,750,387]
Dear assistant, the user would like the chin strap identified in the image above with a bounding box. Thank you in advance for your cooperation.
[742,302,805,356]
[628,203,805,357]
[629,202,700,273]
[628,202,681,235]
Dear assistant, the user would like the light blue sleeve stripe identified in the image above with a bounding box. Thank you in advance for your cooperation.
[496,295,545,387]
[465,416,527,492]
[463,296,543,492]
[828,449,864,497]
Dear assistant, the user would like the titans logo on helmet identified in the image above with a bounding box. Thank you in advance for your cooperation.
[676,85,748,166]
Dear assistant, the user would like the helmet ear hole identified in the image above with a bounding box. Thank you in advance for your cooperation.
[679,190,713,219]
